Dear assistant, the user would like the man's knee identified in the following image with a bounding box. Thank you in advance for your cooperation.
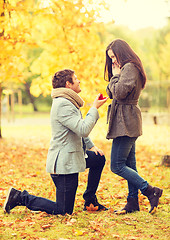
[86,151,106,169]
[98,154,106,168]
[92,154,106,169]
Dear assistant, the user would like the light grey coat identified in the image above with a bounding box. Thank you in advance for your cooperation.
[46,97,99,174]
[106,63,143,139]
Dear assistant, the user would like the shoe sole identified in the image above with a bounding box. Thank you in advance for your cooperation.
[114,209,139,215]
[159,189,163,197]
[114,209,126,215]
[150,206,157,214]
[3,187,13,213]
[83,208,108,212]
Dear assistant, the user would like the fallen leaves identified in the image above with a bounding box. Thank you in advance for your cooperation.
[72,229,85,236]
[0,125,170,240]
[66,218,76,225]
[41,224,51,230]
[85,203,99,212]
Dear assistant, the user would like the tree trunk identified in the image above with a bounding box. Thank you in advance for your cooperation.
[167,87,170,111]
[25,82,38,112]
[161,155,170,167]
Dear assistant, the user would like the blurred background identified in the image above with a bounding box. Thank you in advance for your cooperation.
[0,0,170,138]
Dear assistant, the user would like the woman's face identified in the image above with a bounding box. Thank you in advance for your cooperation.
[107,49,118,66]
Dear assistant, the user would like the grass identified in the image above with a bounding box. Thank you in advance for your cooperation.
[0,116,170,240]
[2,103,51,120]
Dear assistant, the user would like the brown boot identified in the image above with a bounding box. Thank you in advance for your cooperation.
[143,184,163,214]
[114,197,140,215]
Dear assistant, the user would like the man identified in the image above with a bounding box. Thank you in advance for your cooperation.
[4,69,108,215]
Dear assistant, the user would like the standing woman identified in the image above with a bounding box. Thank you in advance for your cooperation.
[105,39,163,214]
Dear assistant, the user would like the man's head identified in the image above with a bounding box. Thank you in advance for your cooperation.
[52,69,74,88]
[52,69,81,93]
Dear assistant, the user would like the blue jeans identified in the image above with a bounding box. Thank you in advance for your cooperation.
[83,150,105,202]
[20,150,105,215]
[111,136,148,199]
[21,173,78,215]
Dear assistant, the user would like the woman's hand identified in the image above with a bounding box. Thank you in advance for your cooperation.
[93,94,108,109]
[112,62,120,75]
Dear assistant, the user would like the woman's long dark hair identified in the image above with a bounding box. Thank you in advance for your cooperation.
[104,39,146,89]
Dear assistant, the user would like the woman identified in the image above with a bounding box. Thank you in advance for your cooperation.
[104,39,163,214]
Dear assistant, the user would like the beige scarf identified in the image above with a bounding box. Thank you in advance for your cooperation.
[51,88,84,109]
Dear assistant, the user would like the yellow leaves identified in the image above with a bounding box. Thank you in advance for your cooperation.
[24,1,106,100]
[30,76,52,97]
[2,89,13,95]
[74,229,85,236]
[32,14,56,37]
[30,82,43,98]
[0,0,38,87]
[1,0,107,101]
[30,51,54,76]
[0,123,170,239]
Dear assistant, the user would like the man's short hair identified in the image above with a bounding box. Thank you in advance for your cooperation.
[52,69,74,88]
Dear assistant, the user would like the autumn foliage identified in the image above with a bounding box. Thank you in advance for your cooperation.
[0,0,107,98]
[0,121,170,239]
[0,0,110,138]
[0,1,169,238]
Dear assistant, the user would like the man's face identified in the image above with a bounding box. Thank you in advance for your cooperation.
[66,74,81,93]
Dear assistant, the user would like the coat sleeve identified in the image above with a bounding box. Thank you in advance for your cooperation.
[106,74,120,99]
[107,63,139,100]
[57,100,99,138]
[83,136,94,150]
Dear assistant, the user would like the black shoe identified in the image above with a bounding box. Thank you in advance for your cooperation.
[114,197,140,215]
[143,184,163,214]
[3,187,22,213]
[83,197,108,212]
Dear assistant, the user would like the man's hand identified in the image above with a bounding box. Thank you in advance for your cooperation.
[93,94,108,109]
[89,146,104,156]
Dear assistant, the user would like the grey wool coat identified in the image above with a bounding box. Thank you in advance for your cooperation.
[46,97,99,174]
[106,62,143,139]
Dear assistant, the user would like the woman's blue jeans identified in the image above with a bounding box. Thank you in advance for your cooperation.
[20,150,105,215]
[111,136,148,199]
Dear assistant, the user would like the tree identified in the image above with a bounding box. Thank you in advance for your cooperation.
[0,0,36,138]
[29,0,108,110]
[0,0,109,138]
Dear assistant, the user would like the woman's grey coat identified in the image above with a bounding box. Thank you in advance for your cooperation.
[46,97,99,174]
[106,63,143,139]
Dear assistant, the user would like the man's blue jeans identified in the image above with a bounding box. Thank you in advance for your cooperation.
[20,150,105,215]
[21,173,78,215]
[111,136,148,199]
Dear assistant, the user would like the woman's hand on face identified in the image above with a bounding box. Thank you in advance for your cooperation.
[112,62,120,75]
[93,94,108,109]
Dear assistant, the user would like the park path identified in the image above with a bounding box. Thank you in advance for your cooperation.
[2,112,170,126]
